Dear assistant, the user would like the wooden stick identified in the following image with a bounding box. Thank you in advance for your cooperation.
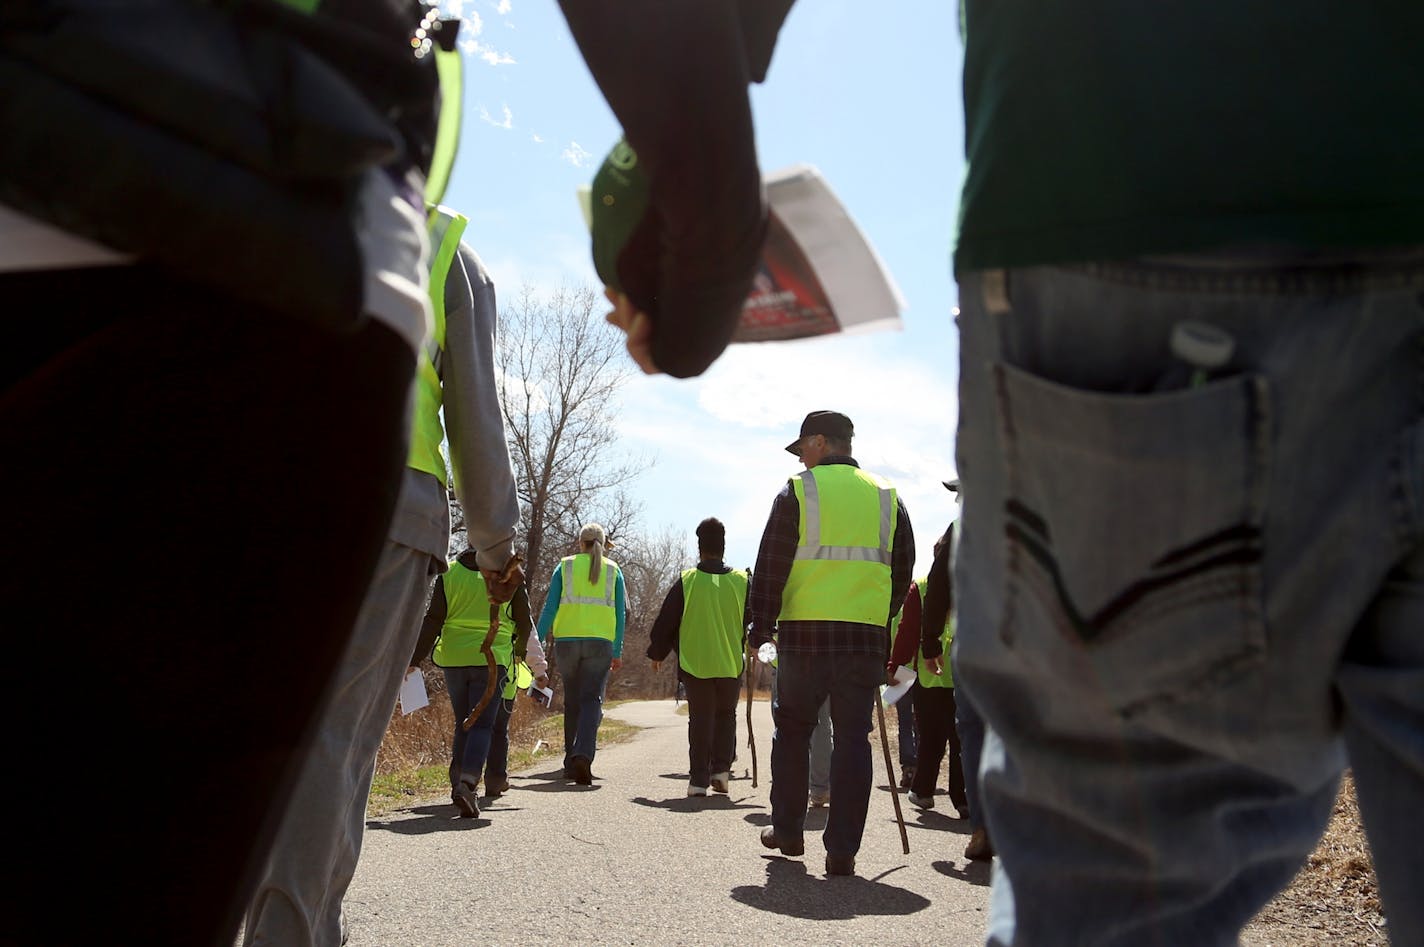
[877,695,910,854]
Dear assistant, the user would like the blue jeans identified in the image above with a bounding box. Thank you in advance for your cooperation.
[954,252,1424,946]
[444,664,508,788]
[556,638,613,765]
[770,651,884,856]
[895,681,918,767]
[486,696,512,783]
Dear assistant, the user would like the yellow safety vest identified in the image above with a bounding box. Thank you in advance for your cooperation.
[912,577,954,689]
[780,464,897,626]
[434,561,515,668]
[678,568,748,679]
[551,554,620,641]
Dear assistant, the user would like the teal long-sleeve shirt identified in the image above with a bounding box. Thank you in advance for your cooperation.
[537,565,627,658]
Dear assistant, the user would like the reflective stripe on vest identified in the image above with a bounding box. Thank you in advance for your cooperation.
[677,568,748,679]
[780,465,897,625]
[406,206,467,483]
[913,576,954,689]
[434,561,515,668]
[552,553,619,641]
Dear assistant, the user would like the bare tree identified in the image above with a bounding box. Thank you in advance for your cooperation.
[495,283,649,613]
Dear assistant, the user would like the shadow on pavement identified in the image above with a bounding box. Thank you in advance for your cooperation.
[740,809,829,831]
[730,858,932,919]
[365,805,491,836]
[905,811,972,836]
[932,858,992,887]
[630,795,761,813]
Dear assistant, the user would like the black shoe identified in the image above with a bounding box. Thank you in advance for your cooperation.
[825,852,855,876]
[571,755,593,785]
[759,826,805,857]
[484,775,510,798]
[452,782,480,818]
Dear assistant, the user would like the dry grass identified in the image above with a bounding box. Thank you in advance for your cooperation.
[1243,772,1389,946]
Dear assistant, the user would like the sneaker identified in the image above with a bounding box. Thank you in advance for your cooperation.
[898,766,916,789]
[687,784,708,797]
[964,827,995,861]
[907,790,934,810]
[484,776,511,798]
[808,788,830,808]
[825,852,856,876]
[759,826,805,857]
[570,755,594,785]
[710,772,730,794]
[452,782,480,818]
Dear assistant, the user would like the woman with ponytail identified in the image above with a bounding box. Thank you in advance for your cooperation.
[535,523,627,784]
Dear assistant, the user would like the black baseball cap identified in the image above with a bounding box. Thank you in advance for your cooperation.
[785,410,855,455]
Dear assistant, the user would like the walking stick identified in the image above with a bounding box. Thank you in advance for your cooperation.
[877,695,911,854]
[744,648,758,788]
[463,555,524,731]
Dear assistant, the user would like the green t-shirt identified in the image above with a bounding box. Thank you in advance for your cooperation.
[953,1,1424,272]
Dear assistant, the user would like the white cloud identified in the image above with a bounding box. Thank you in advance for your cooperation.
[561,141,594,168]
[495,0,511,13]
[530,132,544,144]
[609,335,960,571]
[478,46,515,66]
[477,104,514,129]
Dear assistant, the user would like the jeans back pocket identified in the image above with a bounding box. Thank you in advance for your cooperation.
[994,361,1270,718]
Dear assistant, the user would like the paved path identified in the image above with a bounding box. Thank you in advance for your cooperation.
[344,698,992,945]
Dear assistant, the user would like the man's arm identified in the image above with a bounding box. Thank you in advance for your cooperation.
[888,496,915,624]
[557,0,795,378]
[748,484,799,648]
[646,578,685,665]
[410,575,448,667]
[888,583,921,672]
[921,523,954,665]
[442,242,520,585]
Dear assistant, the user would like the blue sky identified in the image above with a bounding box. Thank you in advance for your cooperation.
[439,0,966,572]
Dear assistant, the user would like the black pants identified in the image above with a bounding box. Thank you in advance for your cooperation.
[911,684,967,811]
[1,265,412,947]
[683,675,740,787]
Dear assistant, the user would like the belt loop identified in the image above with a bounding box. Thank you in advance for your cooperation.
[982,268,1011,316]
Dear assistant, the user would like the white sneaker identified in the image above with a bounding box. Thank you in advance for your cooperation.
[710,772,730,794]
[687,784,708,797]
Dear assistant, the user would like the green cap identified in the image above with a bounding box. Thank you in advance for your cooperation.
[589,137,650,294]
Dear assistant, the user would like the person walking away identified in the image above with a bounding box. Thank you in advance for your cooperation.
[2,4,453,942]
[537,523,627,785]
[647,517,750,796]
[242,210,521,944]
[921,482,991,859]
[412,548,532,817]
[952,5,1424,942]
[750,410,915,877]
[893,537,966,818]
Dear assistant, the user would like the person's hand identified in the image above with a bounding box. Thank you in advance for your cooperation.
[886,665,900,685]
[651,659,662,672]
[611,657,623,672]
[926,655,944,676]
[535,674,548,689]
[604,287,658,375]
[481,556,525,604]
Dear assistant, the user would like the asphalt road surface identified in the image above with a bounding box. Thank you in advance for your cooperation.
[344,698,993,945]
